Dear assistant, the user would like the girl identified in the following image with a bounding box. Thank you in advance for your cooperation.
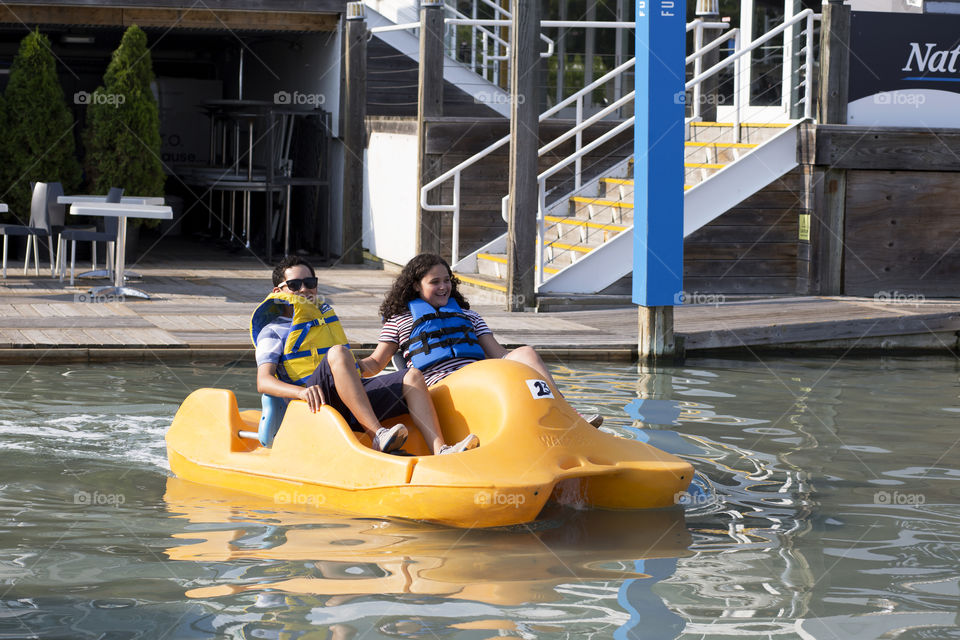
[358,253,603,427]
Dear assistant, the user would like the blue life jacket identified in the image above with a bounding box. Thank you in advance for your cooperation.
[405,298,486,370]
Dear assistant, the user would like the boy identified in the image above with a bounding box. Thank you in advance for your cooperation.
[254,256,477,455]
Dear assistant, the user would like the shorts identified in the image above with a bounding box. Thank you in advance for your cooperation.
[305,358,409,430]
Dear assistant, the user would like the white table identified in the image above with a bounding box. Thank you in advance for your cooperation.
[68,202,172,300]
[59,195,166,283]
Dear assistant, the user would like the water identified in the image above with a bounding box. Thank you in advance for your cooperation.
[1,356,959,639]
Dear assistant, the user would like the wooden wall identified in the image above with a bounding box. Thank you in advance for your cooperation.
[683,168,806,295]
[366,38,499,118]
[815,126,960,298]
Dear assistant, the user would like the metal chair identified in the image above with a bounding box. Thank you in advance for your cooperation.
[0,182,57,279]
[57,188,124,285]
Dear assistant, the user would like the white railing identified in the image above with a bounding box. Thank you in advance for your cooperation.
[420,56,636,264]
[419,10,819,272]
[685,9,819,139]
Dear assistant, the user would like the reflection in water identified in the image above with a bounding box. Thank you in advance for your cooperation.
[164,479,692,637]
[3,358,960,638]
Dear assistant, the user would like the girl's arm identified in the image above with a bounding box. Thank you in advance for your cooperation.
[357,341,399,377]
[256,362,326,412]
[478,333,509,359]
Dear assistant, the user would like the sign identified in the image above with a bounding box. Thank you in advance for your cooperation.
[633,0,686,307]
[848,11,960,127]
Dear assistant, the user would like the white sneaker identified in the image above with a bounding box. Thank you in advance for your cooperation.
[438,433,479,455]
[373,424,408,453]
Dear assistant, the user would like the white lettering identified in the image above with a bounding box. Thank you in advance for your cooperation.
[661,0,674,15]
[637,0,646,16]
[929,49,949,72]
[949,45,960,72]
[902,42,937,72]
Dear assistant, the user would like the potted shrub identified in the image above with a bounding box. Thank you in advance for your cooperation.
[0,29,82,233]
[83,25,165,256]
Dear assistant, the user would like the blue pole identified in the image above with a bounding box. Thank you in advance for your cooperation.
[633,0,686,308]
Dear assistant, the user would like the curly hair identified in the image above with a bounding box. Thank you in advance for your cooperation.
[379,253,470,320]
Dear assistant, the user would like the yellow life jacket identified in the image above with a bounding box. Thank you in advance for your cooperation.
[250,292,353,385]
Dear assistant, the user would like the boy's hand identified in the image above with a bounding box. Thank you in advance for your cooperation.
[298,384,326,413]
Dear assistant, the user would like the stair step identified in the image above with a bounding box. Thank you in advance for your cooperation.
[685,162,726,170]
[476,252,559,278]
[546,241,592,254]
[457,271,507,292]
[684,141,759,149]
[690,121,791,128]
[570,196,634,209]
[544,215,628,232]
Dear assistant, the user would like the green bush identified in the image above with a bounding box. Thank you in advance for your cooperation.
[0,29,82,222]
[84,25,165,224]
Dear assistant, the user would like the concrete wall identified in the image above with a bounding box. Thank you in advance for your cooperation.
[362,129,419,264]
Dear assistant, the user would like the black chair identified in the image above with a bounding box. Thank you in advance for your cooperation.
[1,182,57,279]
[57,187,124,285]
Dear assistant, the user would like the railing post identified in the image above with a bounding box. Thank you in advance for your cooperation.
[416,0,445,256]
[803,13,814,119]
[696,0,722,122]
[575,96,583,190]
[341,2,366,264]
[818,0,850,125]
[816,0,850,295]
[506,0,539,311]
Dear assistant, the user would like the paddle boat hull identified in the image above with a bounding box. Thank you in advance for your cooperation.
[165,359,693,527]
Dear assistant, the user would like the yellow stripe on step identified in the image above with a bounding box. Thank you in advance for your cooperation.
[547,242,592,254]
[690,121,791,128]
[457,274,507,292]
[477,253,507,264]
[684,141,758,149]
[601,177,634,185]
[570,196,634,208]
[544,216,627,231]
[685,162,726,169]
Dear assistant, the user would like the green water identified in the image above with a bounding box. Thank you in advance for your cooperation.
[1,356,959,639]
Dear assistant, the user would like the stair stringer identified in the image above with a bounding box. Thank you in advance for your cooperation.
[364,4,512,118]
[537,122,802,294]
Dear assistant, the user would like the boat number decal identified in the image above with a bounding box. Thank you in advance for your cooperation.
[526,379,554,399]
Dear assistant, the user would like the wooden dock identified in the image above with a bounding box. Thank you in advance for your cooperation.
[0,252,958,363]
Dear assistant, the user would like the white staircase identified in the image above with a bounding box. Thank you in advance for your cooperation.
[444,9,819,298]
[364,0,513,116]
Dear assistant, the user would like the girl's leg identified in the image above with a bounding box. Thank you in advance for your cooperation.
[503,345,561,392]
[401,367,446,454]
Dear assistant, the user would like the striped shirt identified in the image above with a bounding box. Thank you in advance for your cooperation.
[380,310,491,386]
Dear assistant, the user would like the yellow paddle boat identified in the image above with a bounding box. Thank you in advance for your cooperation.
[166,359,693,528]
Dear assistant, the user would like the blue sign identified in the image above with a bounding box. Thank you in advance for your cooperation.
[633,0,686,307]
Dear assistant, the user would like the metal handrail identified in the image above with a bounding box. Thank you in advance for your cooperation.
[420,56,637,263]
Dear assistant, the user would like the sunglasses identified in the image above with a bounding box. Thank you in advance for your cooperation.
[281,277,318,292]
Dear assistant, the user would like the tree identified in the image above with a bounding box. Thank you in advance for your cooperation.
[84,25,165,222]
[0,29,81,222]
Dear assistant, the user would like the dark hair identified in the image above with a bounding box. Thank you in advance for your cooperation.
[379,253,470,319]
[272,255,315,287]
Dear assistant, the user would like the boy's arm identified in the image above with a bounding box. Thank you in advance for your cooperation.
[257,362,326,412]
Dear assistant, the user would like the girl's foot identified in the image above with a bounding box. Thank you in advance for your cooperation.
[438,433,479,455]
